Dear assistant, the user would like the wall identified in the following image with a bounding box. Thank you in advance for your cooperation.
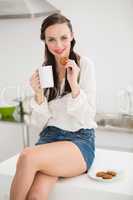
[0,17,44,103]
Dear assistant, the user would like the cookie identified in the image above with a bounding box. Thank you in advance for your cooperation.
[60,57,68,65]
[102,174,113,179]
[106,171,117,177]
[96,170,117,179]
[96,171,106,177]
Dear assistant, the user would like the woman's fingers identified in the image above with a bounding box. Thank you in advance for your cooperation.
[65,60,77,69]
[65,60,77,75]
[30,70,42,93]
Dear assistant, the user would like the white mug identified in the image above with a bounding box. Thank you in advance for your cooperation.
[39,65,54,88]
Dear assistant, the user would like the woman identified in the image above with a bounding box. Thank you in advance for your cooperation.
[10,13,97,200]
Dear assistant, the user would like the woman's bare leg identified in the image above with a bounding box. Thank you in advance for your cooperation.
[27,172,58,200]
[10,141,87,200]
[10,148,37,200]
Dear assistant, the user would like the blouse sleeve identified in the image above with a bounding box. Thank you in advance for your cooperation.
[66,57,96,125]
[23,96,52,132]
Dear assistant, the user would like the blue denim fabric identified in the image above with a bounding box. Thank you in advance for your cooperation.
[35,126,95,170]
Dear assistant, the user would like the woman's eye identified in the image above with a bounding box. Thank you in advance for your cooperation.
[48,38,55,42]
[61,37,67,40]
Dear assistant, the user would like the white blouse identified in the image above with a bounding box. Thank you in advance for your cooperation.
[24,56,97,133]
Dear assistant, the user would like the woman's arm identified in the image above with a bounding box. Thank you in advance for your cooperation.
[23,70,52,132]
[66,57,96,125]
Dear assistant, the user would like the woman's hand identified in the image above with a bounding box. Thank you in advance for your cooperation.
[30,70,44,104]
[65,59,80,97]
[65,59,80,89]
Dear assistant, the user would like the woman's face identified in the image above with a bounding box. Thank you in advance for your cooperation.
[45,23,73,59]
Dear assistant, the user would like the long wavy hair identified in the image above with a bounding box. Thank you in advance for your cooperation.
[40,13,80,102]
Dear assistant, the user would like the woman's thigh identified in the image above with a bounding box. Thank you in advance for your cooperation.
[22,141,87,177]
[27,172,58,200]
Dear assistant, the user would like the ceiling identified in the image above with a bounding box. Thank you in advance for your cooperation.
[0,0,60,19]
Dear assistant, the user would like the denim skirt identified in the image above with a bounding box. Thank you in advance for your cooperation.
[35,126,95,170]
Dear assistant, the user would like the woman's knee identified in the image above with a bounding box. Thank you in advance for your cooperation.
[16,147,36,169]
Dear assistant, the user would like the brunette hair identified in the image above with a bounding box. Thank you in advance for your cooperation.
[40,13,80,102]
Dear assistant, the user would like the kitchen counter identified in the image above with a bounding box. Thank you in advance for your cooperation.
[0,148,133,200]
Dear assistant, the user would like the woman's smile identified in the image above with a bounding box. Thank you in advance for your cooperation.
[54,48,66,54]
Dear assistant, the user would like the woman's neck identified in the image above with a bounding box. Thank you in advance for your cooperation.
[58,68,66,82]
[55,57,66,81]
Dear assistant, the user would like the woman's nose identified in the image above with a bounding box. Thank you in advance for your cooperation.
[55,40,62,48]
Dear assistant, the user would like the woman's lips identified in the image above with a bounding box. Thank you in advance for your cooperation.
[54,48,65,54]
